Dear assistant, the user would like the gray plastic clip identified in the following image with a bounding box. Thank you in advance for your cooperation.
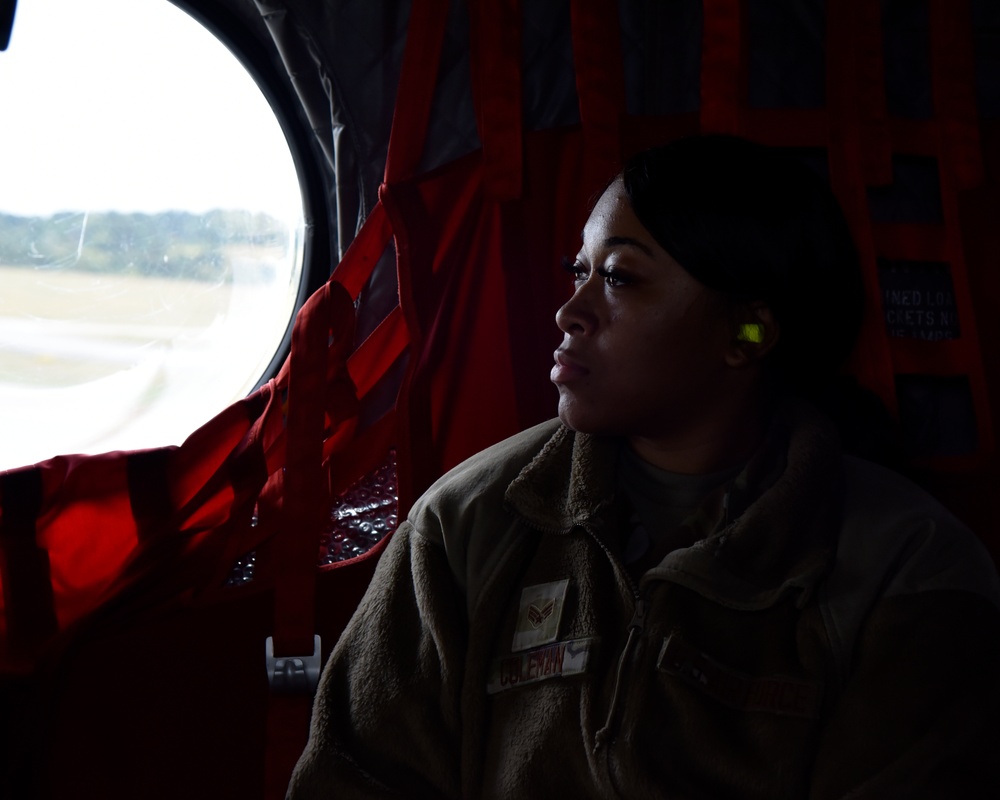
[265,634,322,694]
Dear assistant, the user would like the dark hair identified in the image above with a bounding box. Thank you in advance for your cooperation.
[621,135,865,398]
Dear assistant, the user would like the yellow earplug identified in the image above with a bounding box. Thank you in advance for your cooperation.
[736,323,764,343]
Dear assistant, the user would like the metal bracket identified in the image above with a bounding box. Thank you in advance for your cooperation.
[265,634,322,694]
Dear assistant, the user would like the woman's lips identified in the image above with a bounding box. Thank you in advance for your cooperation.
[551,349,589,384]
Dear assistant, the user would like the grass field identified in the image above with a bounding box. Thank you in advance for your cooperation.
[1,265,238,386]
[0,264,233,325]
[0,255,298,467]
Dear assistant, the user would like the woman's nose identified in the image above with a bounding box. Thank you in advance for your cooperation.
[555,281,597,335]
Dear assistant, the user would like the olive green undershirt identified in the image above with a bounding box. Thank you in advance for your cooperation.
[618,445,744,581]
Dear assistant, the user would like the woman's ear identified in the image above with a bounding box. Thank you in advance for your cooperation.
[726,303,779,368]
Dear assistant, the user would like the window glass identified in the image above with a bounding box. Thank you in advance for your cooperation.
[0,0,304,469]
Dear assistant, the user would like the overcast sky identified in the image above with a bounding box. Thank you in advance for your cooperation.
[0,0,302,221]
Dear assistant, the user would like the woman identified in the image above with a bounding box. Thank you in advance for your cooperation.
[289,136,1000,798]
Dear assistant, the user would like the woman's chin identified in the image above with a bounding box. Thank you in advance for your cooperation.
[556,400,609,435]
[556,400,584,432]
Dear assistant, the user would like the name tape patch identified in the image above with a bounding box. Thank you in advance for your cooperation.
[512,579,569,652]
[658,633,824,719]
[487,636,596,695]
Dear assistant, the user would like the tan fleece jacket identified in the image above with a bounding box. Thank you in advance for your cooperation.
[288,404,1000,799]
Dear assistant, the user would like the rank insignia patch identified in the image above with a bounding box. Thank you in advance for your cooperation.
[512,579,569,652]
[527,600,555,628]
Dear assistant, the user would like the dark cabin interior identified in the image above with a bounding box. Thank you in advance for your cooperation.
[3,0,1000,797]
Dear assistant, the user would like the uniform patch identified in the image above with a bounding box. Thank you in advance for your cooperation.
[487,637,596,695]
[512,579,569,652]
[658,633,824,719]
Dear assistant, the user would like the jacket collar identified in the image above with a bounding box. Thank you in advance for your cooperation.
[504,424,620,534]
[505,401,844,610]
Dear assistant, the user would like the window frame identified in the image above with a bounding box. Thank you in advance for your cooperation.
[170,0,334,392]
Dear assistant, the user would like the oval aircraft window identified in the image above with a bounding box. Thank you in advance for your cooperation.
[0,0,304,469]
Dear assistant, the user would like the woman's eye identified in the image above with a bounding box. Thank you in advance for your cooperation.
[597,266,629,287]
[561,257,588,283]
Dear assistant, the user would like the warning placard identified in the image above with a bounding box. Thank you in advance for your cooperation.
[878,259,960,341]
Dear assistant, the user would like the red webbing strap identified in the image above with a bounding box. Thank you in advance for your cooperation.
[167,390,272,517]
[700,0,743,135]
[274,282,357,654]
[383,0,451,184]
[264,282,357,799]
[570,0,626,190]
[264,9,445,733]
[359,0,449,487]
[929,0,984,191]
[850,0,892,186]
[379,0,456,511]
[0,467,56,664]
[468,0,523,200]
[329,201,393,298]
[380,180,430,515]
[928,0,992,458]
[379,1,461,508]
[195,398,276,593]
[826,0,897,412]
[348,305,408,401]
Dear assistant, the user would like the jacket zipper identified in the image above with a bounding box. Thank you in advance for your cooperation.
[518,486,740,755]
[594,595,645,752]
[518,517,650,752]
[586,527,645,753]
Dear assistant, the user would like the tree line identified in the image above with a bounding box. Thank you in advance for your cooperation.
[0,210,290,282]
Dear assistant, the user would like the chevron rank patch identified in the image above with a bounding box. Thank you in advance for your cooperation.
[512,579,569,652]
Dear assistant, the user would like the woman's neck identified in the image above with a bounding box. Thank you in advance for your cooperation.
[628,389,771,475]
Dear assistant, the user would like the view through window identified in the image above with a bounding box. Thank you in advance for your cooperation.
[0,0,304,469]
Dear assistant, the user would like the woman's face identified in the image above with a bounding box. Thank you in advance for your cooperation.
[552,178,744,446]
